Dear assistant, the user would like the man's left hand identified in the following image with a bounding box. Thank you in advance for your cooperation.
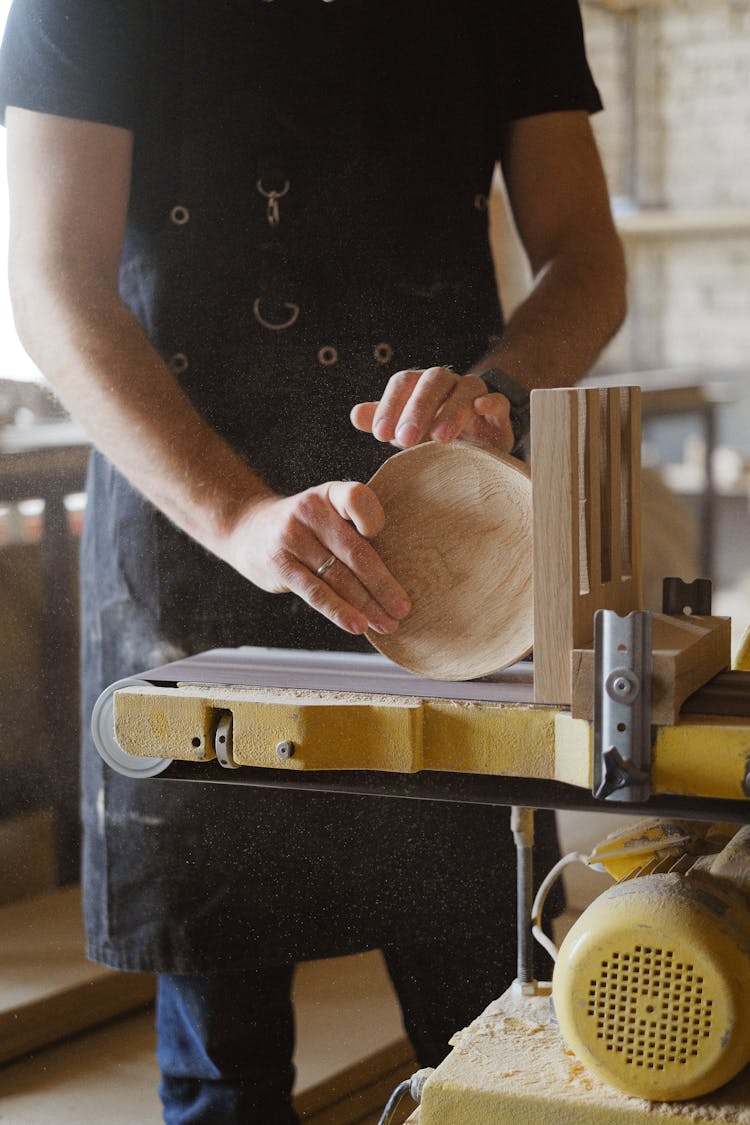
[350,367,515,453]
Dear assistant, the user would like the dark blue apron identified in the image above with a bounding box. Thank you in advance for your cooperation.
[80,0,559,974]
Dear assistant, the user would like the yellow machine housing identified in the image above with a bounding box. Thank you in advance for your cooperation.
[553,821,750,1101]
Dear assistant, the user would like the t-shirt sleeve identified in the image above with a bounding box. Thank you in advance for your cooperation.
[0,0,147,129]
[493,0,603,122]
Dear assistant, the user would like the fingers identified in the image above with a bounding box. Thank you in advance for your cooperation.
[464,391,515,453]
[327,479,385,538]
[246,484,411,636]
[428,372,488,442]
[305,550,405,636]
[371,368,423,444]
[300,484,409,621]
[351,367,494,448]
[349,401,377,433]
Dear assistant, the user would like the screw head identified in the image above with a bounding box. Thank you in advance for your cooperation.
[276,740,295,760]
[605,668,640,704]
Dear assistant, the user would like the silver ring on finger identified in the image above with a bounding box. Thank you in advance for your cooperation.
[314,554,337,579]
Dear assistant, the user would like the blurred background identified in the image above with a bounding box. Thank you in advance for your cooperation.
[0,0,748,1119]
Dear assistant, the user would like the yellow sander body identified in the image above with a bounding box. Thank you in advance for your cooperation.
[553,821,750,1101]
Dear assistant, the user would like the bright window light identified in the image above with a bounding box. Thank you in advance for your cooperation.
[0,0,43,382]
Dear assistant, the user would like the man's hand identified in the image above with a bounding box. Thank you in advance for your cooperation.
[350,367,515,453]
[221,482,412,636]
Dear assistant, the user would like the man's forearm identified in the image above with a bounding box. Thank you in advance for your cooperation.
[11,272,275,556]
[478,236,627,391]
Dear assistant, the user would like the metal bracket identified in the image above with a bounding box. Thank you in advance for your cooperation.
[214,711,239,769]
[662,577,712,617]
[593,610,653,803]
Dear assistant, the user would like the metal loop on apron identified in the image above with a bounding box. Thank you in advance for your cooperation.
[169,352,189,375]
[317,345,338,366]
[170,204,191,225]
[373,342,394,365]
[252,297,300,331]
[256,178,290,226]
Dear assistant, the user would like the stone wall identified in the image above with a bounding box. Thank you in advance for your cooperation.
[580,0,750,387]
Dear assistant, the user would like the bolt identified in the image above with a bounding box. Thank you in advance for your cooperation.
[276,740,295,760]
[605,668,640,704]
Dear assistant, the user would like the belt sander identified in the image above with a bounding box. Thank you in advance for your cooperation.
[92,388,750,1122]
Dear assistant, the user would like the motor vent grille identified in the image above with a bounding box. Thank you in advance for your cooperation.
[587,944,714,1070]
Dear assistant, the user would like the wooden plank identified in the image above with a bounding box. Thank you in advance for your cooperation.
[0,886,155,1065]
[606,386,623,582]
[627,387,644,606]
[531,390,577,704]
[617,206,750,238]
[0,810,56,906]
[584,388,602,595]
[298,1040,415,1123]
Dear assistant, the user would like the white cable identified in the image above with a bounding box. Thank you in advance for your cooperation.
[378,1069,434,1125]
[531,851,589,962]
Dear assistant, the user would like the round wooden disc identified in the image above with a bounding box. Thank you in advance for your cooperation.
[366,442,533,680]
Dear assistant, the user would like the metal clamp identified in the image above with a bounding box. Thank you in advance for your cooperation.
[593,610,653,803]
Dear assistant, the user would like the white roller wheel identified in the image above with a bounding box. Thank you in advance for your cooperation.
[91,676,172,778]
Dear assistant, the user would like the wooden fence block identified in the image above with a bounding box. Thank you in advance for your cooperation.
[571,613,731,726]
[531,387,643,704]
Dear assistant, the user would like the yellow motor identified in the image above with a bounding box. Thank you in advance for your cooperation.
[552,820,750,1101]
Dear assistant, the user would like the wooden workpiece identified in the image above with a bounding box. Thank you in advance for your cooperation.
[366,442,533,680]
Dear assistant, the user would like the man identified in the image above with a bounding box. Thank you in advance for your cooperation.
[0,2,625,1122]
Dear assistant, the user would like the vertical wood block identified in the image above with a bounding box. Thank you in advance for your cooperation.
[531,387,643,705]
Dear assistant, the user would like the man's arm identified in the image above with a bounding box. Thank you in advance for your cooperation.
[350,111,626,452]
[6,107,409,635]
[482,110,626,388]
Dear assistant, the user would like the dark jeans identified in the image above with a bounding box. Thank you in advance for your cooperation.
[157,966,297,1125]
[156,940,518,1124]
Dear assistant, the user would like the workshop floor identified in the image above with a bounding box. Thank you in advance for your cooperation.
[0,876,598,1125]
[0,959,415,1125]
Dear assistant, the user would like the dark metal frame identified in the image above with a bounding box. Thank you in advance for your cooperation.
[151,758,750,825]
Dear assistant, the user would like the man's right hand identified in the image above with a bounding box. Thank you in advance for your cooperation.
[221,482,412,636]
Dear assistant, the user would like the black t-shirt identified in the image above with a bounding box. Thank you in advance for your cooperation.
[0,0,602,240]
